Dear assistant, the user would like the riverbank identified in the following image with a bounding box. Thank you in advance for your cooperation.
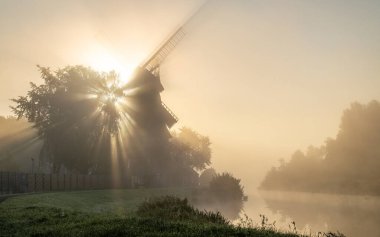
[0,188,309,237]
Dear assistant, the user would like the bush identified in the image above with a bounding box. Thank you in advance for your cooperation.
[199,168,217,187]
[136,195,228,225]
[209,173,245,202]
[192,173,245,220]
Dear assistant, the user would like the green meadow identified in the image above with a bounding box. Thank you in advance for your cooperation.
[0,188,307,237]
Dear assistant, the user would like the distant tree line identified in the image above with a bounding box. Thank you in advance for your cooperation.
[260,100,380,195]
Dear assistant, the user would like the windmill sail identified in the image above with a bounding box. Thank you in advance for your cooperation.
[141,0,209,74]
[128,1,209,128]
[142,27,186,75]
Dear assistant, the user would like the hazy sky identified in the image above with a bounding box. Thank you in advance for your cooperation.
[1,0,380,190]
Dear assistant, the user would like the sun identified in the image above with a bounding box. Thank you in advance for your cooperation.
[84,43,138,85]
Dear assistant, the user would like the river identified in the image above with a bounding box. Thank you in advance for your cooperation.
[232,191,380,237]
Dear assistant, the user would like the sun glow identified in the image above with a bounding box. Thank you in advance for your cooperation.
[84,43,138,85]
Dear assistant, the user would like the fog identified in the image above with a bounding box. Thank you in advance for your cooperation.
[1,1,380,235]
[0,0,380,236]
[243,191,380,237]
[0,117,41,171]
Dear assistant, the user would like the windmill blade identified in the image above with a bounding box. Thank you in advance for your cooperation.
[142,27,186,74]
[141,0,209,74]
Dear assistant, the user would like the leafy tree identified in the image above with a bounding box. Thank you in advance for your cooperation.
[199,168,217,187]
[11,66,124,173]
[193,172,245,220]
[209,173,245,203]
[169,127,211,172]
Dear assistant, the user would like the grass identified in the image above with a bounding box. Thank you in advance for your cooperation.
[0,205,301,237]
[0,188,191,215]
[0,189,338,237]
[136,196,229,225]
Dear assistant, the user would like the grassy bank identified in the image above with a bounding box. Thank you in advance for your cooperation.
[0,188,191,215]
[0,189,316,236]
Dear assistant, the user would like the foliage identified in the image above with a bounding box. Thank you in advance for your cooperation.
[260,100,380,195]
[192,173,245,220]
[11,66,124,173]
[136,196,228,225]
[209,173,245,203]
[170,127,211,172]
[199,168,217,187]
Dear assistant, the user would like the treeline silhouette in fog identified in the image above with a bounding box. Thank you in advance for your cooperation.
[260,100,380,195]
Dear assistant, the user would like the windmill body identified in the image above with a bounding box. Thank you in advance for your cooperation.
[123,67,177,186]
[122,2,208,186]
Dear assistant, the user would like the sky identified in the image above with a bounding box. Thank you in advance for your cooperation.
[1,0,380,190]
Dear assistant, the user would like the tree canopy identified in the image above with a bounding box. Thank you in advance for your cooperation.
[260,100,380,195]
[170,127,211,172]
[11,66,124,173]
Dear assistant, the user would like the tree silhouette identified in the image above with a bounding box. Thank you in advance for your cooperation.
[170,127,211,172]
[260,100,380,195]
[11,66,124,173]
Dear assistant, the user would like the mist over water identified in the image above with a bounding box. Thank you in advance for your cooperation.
[198,188,380,236]
[231,190,380,237]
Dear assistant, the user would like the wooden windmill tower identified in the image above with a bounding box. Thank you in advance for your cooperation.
[120,2,208,186]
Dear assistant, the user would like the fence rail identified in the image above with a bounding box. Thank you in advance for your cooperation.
[0,172,126,195]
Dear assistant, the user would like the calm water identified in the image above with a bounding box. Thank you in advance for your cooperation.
[234,191,380,237]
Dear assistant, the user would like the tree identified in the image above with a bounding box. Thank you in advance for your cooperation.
[193,172,245,220]
[209,173,245,203]
[199,168,217,187]
[260,100,380,195]
[169,127,211,172]
[11,66,124,173]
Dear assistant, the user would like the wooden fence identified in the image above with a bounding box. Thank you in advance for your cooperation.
[0,172,127,195]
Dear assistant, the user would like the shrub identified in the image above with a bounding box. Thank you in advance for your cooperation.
[209,173,245,202]
[136,195,228,225]
[192,173,245,220]
[199,168,217,187]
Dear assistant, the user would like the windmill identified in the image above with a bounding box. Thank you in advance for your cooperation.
[120,2,208,186]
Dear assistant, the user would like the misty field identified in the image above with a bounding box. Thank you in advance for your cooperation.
[0,189,303,237]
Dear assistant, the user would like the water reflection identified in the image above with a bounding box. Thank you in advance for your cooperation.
[256,191,380,237]
[192,197,244,220]
[190,189,380,236]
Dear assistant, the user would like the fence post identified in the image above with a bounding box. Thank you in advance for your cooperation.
[34,173,37,192]
[7,172,10,194]
[42,174,44,191]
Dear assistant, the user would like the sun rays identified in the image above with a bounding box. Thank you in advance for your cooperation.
[77,72,143,184]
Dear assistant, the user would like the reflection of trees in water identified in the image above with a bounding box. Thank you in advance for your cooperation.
[191,173,246,220]
[262,192,380,237]
[192,198,244,220]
